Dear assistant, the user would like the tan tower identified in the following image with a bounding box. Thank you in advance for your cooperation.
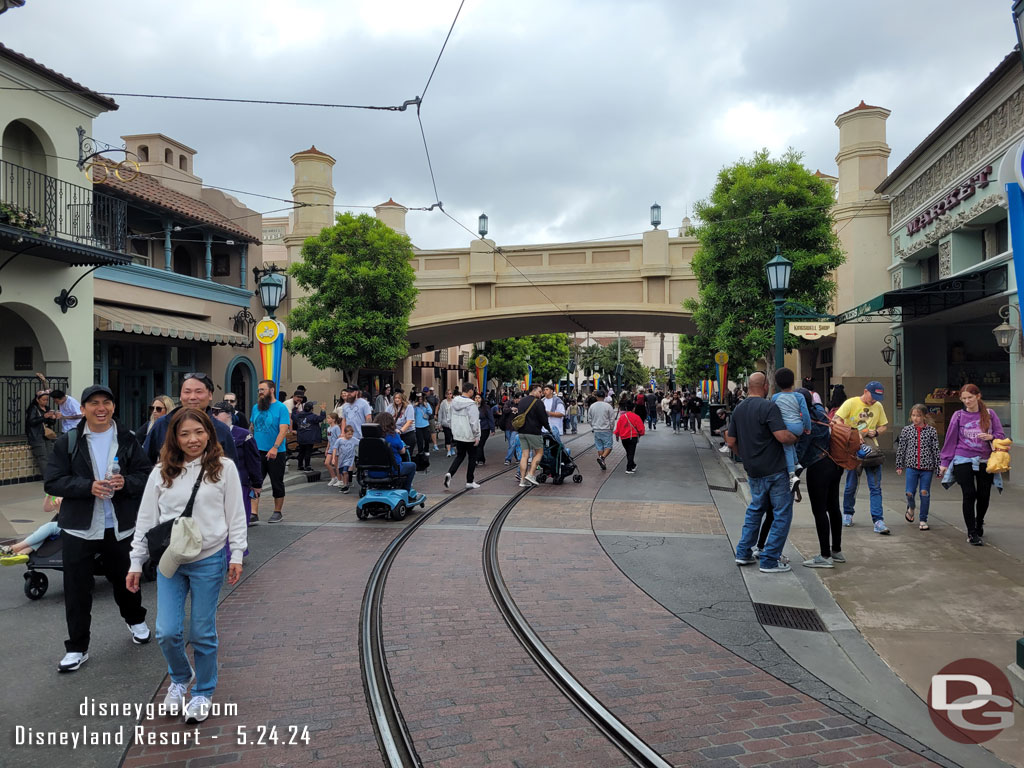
[831,102,893,406]
[281,146,338,393]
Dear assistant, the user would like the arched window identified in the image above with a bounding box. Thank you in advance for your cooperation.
[164,148,173,165]
[138,145,149,162]
[179,155,187,171]
[2,120,49,175]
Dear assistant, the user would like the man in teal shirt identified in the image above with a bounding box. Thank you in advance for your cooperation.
[250,379,290,524]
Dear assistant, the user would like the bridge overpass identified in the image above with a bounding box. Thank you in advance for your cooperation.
[407,228,699,349]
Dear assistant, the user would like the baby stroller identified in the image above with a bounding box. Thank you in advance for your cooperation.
[536,432,583,485]
[356,430,428,521]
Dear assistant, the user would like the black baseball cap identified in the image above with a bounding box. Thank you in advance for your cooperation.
[81,384,115,403]
[211,400,234,414]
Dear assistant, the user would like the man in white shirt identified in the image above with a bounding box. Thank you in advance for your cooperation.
[49,389,83,433]
[340,385,373,440]
[42,385,154,672]
[542,384,566,440]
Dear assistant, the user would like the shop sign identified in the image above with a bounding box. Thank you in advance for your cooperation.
[788,321,835,340]
[905,166,992,236]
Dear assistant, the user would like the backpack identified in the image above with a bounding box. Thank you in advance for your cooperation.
[824,419,863,471]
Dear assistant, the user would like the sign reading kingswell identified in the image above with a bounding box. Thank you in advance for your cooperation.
[928,658,1014,743]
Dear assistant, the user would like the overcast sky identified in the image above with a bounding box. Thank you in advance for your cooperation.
[3,1,1019,250]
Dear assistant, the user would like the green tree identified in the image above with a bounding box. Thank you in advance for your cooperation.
[594,338,645,391]
[472,333,571,388]
[285,212,418,385]
[680,148,844,381]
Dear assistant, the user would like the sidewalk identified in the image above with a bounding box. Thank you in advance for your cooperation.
[707,429,1024,767]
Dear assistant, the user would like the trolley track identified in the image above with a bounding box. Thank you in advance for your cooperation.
[360,432,588,767]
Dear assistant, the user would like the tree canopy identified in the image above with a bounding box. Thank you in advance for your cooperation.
[285,212,418,385]
[678,148,844,382]
[471,334,571,386]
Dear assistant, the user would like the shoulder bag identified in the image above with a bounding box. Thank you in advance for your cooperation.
[145,468,204,566]
[511,398,537,430]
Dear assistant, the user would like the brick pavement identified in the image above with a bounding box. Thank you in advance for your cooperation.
[499,497,940,767]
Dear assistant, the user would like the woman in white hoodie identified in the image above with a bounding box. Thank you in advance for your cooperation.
[444,383,482,490]
[126,408,247,725]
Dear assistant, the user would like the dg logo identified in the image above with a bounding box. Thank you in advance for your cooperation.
[928,658,1015,743]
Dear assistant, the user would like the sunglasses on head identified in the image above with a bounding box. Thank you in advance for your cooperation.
[183,372,212,388]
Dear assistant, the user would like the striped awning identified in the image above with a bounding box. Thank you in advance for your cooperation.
[94,305,247,346]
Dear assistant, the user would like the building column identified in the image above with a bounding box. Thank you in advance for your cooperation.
[163,219,172,270]
[240,243,248,289]
[204,233,213,281]
[401,357,413,391]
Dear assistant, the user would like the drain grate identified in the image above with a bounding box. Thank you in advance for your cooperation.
[753,603,828,632]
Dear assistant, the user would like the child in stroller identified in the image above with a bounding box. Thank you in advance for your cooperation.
[535,431,583,485]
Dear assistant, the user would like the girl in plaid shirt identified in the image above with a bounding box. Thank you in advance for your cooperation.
[895,404,940,530]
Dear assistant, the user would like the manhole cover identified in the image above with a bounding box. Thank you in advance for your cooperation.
[753,603,827,632]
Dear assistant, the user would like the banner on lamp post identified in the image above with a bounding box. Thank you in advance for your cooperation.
[256,318,285,391]
[475,355,488,395]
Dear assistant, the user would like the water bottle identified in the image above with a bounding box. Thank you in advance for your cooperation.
[106,457,121,498]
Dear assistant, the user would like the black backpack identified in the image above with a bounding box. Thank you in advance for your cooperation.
[414,451,430,471]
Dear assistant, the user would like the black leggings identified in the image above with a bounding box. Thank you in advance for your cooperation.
[621,437,638,471]
[296,443,314,469]
[442,426,453,449]
[806,458,843,557]
[477,429,491,463]
[953,462,994,536]
[416,426,432,456]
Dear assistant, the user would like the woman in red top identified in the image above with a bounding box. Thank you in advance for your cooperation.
[613,399,646,474]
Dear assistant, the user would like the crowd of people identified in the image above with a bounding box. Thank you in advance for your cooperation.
[11,365,1009,730]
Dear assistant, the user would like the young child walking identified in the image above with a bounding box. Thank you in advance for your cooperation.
[324,413,342,487]
[895,404,940,530]
[771,368,811,494]
[337,424,357,493]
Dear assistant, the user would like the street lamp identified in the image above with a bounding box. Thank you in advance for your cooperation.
[993,304,1023,355]
[478,212,488,238]
[650,202,662,229]
[252,264,287,318]
[764,245,792,371]
[1014,0,1024,70]
[880,335,899,366]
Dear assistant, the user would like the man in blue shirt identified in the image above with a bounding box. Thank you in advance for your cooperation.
[250,379,290,524]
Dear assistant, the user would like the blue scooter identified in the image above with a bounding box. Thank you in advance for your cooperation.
[355,432,427,521]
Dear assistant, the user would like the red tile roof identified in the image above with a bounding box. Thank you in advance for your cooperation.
[592,336,646,350]
[376,198,406,208]
[0,42,117,111]
[293,145,333,159]
[96,165,260,244]
[837,100,886,119]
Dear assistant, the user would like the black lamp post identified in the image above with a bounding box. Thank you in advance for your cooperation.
[1013,0,1024,70]
[478,212,488,238]
[252,264,287,319]
[650,202,662,229]
[764,245,792,371]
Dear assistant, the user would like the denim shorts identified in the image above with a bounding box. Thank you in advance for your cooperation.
[340,464,351,473]
[593,430,613,451]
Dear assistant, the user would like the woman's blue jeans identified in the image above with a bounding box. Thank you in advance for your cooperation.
[904,467,933,521]
[504,430,521,462]
[156,551,226,698]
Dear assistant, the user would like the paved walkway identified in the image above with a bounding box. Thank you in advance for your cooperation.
[2,426,1020,766]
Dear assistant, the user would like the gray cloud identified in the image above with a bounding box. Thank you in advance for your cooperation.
[4,0,1017,249]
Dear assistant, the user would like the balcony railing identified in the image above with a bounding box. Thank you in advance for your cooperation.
[1,375,69,440]
[0,159,126,252]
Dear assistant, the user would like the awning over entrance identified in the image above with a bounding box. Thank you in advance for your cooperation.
[835,264,1008,324]
[94,305,247,345]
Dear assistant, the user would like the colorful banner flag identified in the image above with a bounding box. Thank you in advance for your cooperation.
[475,355,489,395]
[522,363,533,392]
[256,318,284,391]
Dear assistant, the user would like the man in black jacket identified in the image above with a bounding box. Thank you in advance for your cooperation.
[143,373,236,465]
[515,383,550,487]
[43,385,154,672]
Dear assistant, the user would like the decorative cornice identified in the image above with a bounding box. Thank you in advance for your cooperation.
[891,85,1024,224]
[894,192,1006,261]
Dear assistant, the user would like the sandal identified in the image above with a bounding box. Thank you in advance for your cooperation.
[905,507,915,523]
[919,522,930,530]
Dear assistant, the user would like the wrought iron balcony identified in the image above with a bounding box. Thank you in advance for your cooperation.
[0,159,126,252]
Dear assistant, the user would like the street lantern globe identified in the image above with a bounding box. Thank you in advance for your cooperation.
[765,245,792,295]
[993,319,1017,353]
[257,270,287,318]
[880,343,896,366]
[650,202,662,229]
[478,212,488,238]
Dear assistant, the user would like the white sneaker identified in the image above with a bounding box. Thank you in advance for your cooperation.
[465,482,481,489]
[443,473,451,489]
[184,695,212,724]
[164,668,194,716]
[128,621,151,644]
[519,480,529,488]
[327,478,338,487]
[58,651,88,673]
[526,475,540,486]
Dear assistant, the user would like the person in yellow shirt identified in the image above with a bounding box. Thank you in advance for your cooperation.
[833,381,889,534]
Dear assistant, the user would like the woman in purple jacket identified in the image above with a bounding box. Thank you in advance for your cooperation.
[939,384,1005,546]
